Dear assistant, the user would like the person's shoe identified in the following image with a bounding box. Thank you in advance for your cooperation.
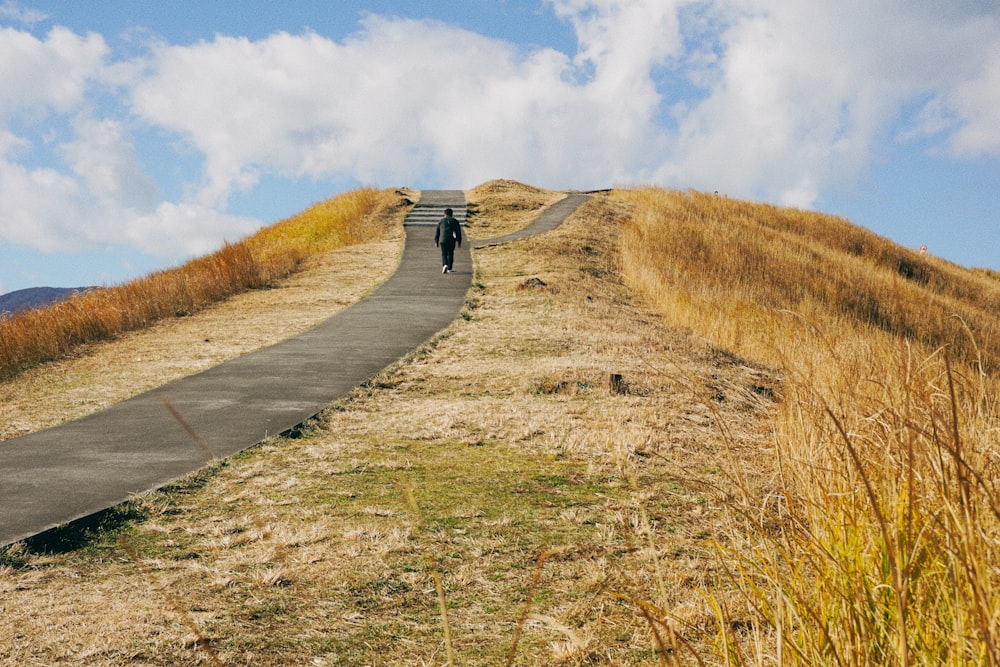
[442,265,448,274]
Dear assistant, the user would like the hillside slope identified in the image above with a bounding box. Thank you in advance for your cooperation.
[618,187,1000,372]
[4,181,994,663]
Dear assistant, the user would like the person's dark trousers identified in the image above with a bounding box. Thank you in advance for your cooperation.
[440,243,456,271]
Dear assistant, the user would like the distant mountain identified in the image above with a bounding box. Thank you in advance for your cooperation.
[0,287,97,316]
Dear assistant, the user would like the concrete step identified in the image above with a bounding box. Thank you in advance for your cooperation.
[404,204,467,226]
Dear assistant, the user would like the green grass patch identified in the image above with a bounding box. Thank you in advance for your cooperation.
[88,426,643,664]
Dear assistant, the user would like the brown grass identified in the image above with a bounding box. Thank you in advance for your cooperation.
[618,188,1000,375]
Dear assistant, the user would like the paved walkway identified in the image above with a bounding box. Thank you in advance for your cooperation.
[0,191,588,547]
[472,193,590,248]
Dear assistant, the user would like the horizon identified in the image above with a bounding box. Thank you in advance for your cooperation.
[1,0,998,294]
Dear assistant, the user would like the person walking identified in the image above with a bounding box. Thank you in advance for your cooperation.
[434,207,463,273]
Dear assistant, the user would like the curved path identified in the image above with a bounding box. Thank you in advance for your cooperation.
[0,191,588,547]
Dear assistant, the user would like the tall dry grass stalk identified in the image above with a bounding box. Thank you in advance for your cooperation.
[0,187,395,382]
[715,340,1000,666]
[617,186,1000,664]
[403,483,456,667]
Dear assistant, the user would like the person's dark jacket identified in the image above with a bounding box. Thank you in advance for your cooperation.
[435,216,463,248]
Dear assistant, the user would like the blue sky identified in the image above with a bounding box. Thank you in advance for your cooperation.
[1,0,998,294]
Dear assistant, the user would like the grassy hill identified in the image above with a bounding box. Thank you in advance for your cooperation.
[1,181,998,665]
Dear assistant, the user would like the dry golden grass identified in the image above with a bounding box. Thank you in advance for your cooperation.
[617,186,1000,664]
[617,187,1000,375]
[0,183,778,665]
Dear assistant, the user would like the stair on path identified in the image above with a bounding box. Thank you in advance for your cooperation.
[403,189,466,226]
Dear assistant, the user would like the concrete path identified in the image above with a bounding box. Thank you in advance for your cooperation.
[0,190,587,547]
[472,193,591,248]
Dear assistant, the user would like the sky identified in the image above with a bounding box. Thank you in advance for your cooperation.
[1,0,998,295]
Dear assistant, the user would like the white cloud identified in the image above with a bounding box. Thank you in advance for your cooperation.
[128,202,260,259]
[0,25,107,119]
[941,51,1000,157]
[0,25,125,251]
[548,0,685,89]
[0,127,29,156]
[62,116,160,210]
[0,22,252,261]
[0,157,85,250]
[127,20,583,196]
[0,0,47,26]
[647,0,1000,205]
[0,111,167,254]
[126,10,686,198]
[2,1,1000,278]
[0,158,253,263]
